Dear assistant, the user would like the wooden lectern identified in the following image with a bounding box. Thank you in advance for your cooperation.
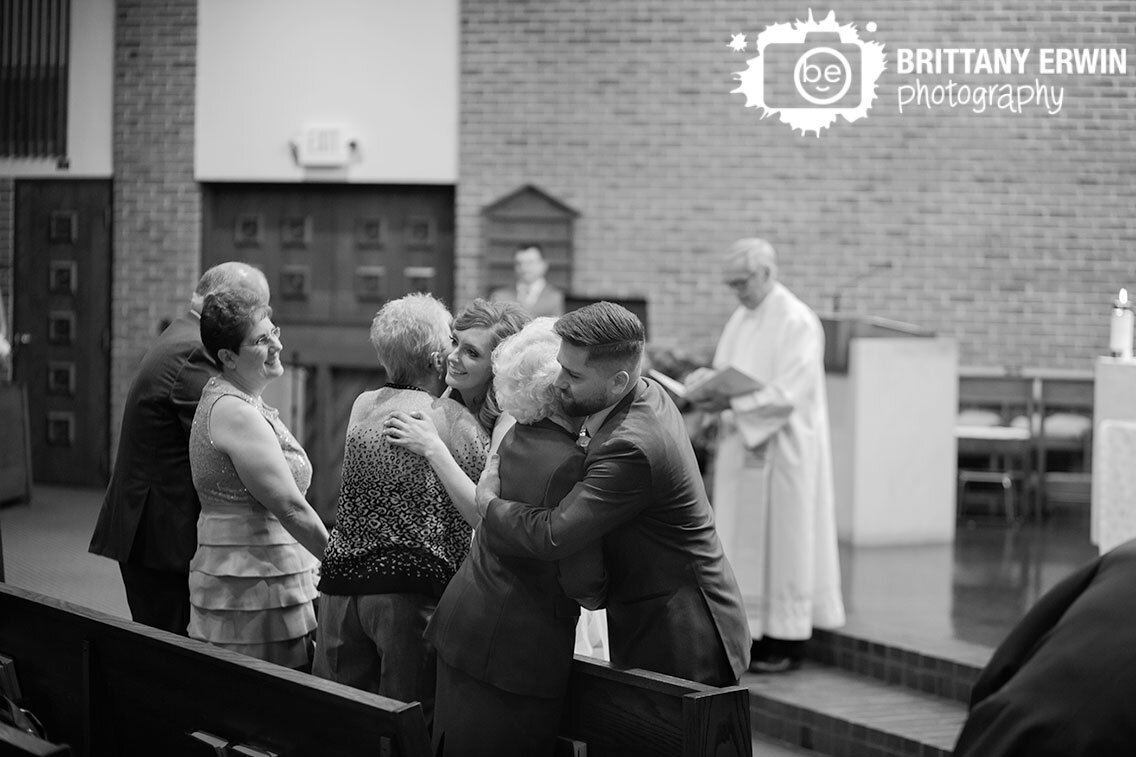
[823,317,958,546]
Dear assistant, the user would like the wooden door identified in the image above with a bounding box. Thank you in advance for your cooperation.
[13,179,112,486]
[202,184,455,325]
[201,184,456,516]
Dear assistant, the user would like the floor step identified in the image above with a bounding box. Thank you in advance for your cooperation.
[746,662,967,757]
[807,626,988,704]
[752,734,817,756]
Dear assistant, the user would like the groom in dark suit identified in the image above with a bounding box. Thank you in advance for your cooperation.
[475,301,750,685]
[89,262,269,635]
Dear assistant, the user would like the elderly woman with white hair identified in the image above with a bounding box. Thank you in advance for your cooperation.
[311,293,488,725]
[425,318,607,757]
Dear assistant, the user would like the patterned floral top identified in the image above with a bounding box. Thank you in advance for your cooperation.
[318,385,489,597]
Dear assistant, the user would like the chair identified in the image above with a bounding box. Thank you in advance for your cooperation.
[956,375,1039,521]
[1035,376,1094,516]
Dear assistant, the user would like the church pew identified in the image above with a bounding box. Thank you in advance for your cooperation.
[561,657,752,757]
[0,583,431,757]
[0,583,751,757]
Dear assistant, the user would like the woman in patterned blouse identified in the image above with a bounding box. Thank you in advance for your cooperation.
[311,293,489,727]
[384,298,530,520]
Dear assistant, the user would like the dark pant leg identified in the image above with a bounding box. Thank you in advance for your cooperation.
[360,593,438,731]
[119,562,190,636]
[434,658,563,757]
[312,593,384,692]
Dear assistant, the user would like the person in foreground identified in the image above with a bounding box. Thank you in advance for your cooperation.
[428,318,606,757]
[90,262,269,635]
[475,301,751,686]
[954,538,1136,757]
[690,237,845,673]
[312,293,488,723]
[188,289,327,668]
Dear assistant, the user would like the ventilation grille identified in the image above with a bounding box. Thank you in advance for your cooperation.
[1,0,70,159]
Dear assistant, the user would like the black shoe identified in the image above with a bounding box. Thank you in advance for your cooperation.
[748,655,802,674]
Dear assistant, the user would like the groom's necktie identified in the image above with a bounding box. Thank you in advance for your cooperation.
[577,417,592,448]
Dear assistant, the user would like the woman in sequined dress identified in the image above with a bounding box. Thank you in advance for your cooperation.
[188,289,327,669]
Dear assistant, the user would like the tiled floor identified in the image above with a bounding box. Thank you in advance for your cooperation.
[1,485,129,618]
[842,513,1095,655]
[0,484,1099,659]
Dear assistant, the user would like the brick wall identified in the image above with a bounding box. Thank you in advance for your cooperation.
[458,1,1136,370]
[111,0,200,449]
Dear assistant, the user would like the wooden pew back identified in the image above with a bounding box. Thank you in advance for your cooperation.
[1,583,751,757]
[0,584,431,757]
[561,657,752,757]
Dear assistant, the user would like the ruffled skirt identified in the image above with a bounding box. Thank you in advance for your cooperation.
[188,510,319,669]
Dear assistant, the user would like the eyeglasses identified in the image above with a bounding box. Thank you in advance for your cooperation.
[243,325,281,349]
[723,273,756,289]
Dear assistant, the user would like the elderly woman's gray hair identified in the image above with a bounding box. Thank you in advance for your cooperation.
[491,317,562,424]
[370,293,452,384]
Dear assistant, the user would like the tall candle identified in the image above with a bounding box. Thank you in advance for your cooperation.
[1110,288,1134,359]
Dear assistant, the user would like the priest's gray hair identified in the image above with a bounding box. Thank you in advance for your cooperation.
[727,237,778,278]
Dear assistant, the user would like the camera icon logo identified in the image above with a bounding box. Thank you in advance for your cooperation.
[732,10,887,136]
[763,32,861,108]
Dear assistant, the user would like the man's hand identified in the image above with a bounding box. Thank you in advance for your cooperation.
[475,453,501,518]
[684,367,732,413]
[692,393,732,413]
[683,366,715,387]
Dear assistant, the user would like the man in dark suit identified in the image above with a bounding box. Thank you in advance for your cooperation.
[89,262,269,635]
[954,538,1136,757]
[475,301,750,686]
[489,244,565,318]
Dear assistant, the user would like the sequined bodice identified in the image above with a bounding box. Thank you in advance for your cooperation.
[189,377,312,511]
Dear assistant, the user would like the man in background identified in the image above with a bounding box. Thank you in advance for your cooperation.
[89,262,270,635]
[690,237,845,673]
[490,244,565,318]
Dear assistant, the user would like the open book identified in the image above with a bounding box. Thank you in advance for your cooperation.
[648,366,763,402]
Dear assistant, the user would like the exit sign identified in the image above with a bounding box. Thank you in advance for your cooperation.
[294,125,354,167]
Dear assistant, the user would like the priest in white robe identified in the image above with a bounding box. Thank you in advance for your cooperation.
[688,237,845,673]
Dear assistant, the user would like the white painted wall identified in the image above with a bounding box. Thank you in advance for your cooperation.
[195,0,458,183]
[0,0,115,178]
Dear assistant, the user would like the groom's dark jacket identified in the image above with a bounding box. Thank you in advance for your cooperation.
[482,377,751,685]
